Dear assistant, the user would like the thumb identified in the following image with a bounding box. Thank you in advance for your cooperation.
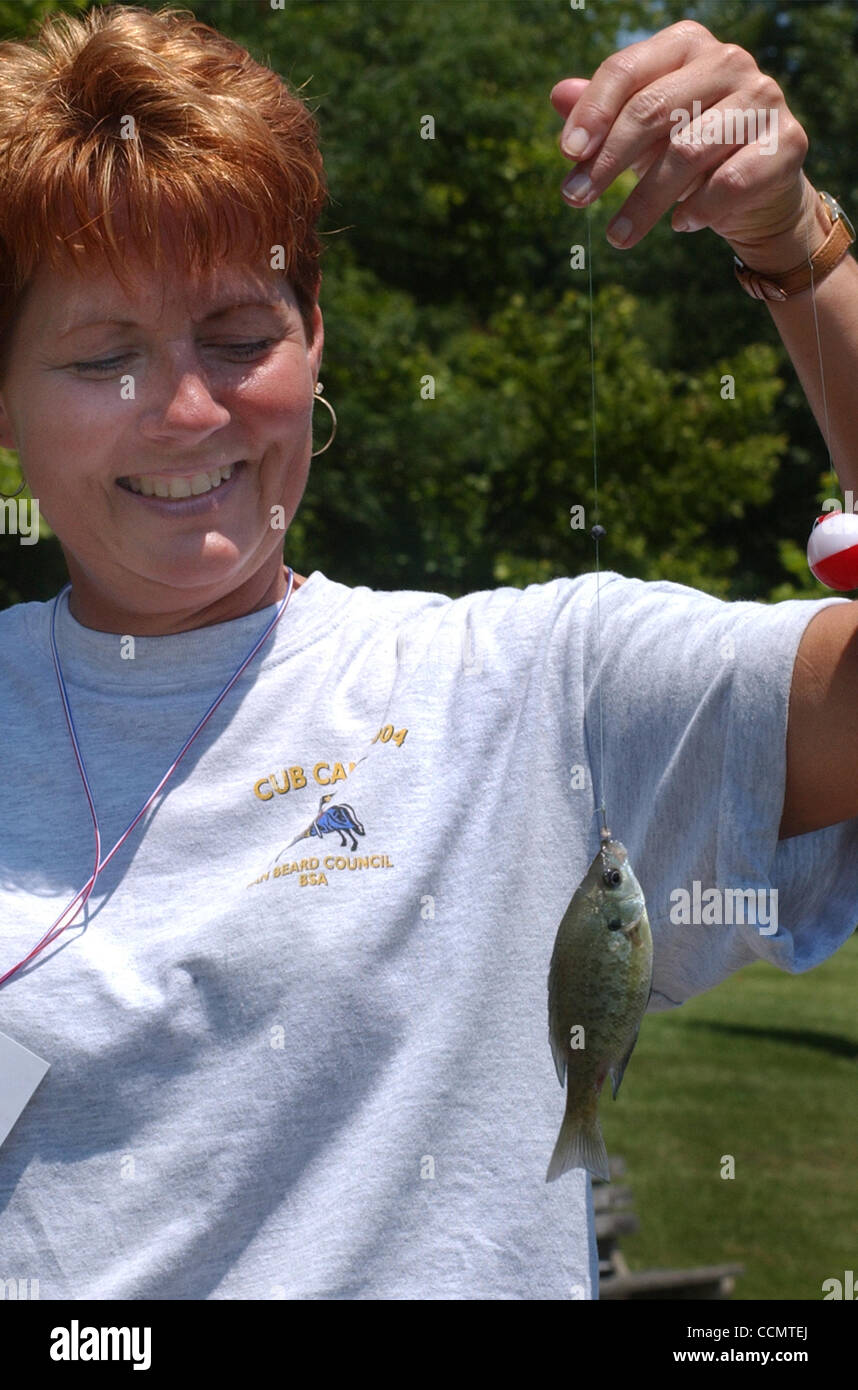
[549,78,590,119]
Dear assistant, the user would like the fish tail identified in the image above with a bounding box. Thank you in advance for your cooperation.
[545,1101,610,1184]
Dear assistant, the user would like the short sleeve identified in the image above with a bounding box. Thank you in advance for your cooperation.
[581,573,858,1011]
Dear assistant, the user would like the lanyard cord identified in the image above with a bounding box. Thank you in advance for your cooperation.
[0,566,295,990]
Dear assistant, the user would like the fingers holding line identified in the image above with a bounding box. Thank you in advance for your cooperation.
[562,93,787,248]
[556,20,717,160]
[552,22,779,247]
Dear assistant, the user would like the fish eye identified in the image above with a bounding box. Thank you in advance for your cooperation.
[602,868,622,887]
[607,918,623,931]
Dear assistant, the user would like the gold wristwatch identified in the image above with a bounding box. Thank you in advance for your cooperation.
[733,191,856,301]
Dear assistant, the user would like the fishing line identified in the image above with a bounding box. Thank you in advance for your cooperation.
[584,201,610,848]
[803,194,834,471]
[583,177,836,856]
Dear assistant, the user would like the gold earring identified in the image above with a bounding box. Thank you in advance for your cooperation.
[0,476,25,499]
[311,381,337,457]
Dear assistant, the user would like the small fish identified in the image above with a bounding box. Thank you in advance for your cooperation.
[546,831,653,1183]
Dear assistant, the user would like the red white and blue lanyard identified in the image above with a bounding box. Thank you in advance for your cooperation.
[0,567,295,989]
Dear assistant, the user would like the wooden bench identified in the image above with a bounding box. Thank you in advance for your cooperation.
[594,1157,745,1300]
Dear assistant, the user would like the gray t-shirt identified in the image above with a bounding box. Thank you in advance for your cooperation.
[1,569,857,1300]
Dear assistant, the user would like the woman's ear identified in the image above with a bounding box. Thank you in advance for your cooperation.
[308,303,324,378]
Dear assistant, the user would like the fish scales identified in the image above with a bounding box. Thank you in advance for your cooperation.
[546,835,653,1183]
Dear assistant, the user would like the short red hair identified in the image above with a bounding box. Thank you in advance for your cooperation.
[0,4,327,358]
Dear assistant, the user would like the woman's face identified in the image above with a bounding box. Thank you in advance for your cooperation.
[0,248,323,631]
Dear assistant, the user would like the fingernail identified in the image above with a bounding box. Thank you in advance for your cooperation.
[563,172,593,202]
[561,125,591,158]
[674,213,703,233]
[606,216,633,247]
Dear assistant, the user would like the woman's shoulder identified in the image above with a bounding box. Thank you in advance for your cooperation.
[0,596,53,674]
[0,596,47,640]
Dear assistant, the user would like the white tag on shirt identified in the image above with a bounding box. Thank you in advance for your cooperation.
[0,1029,50,1149]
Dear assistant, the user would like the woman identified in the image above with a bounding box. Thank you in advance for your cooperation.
[1,6,857,1301]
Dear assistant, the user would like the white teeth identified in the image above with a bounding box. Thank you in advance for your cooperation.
[122,463,239,499]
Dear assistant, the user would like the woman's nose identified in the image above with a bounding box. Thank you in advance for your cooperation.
[138,351,232,441]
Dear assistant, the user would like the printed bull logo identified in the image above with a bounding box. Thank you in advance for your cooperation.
[290,793,366,852]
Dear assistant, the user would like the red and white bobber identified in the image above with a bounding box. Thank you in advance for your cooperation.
[807,509,858,590]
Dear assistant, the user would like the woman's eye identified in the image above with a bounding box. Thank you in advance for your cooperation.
[222,339,274,359]
[73,355,130,374]
[72,341,274,374]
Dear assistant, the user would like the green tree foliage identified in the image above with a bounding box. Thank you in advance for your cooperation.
[0,0,87,33]
[296,255,787,596]
[658,0,858,599]
[1,0,856,605]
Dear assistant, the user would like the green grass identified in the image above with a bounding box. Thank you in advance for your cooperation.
[600,932,858,1300]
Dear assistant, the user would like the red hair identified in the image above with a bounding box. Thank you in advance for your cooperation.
[0,4,328,358]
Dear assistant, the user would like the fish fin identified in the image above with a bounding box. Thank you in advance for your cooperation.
[547,954,568,1087]
[609,1027,641,1101]
[549,1030,566,1088]
[546,1106,610,1184]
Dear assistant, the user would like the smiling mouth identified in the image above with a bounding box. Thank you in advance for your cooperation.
[116,461,242,499]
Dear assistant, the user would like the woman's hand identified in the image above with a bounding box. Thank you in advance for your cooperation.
[551,19,828,274]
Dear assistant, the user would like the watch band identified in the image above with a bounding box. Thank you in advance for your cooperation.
[733,191,856,302]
